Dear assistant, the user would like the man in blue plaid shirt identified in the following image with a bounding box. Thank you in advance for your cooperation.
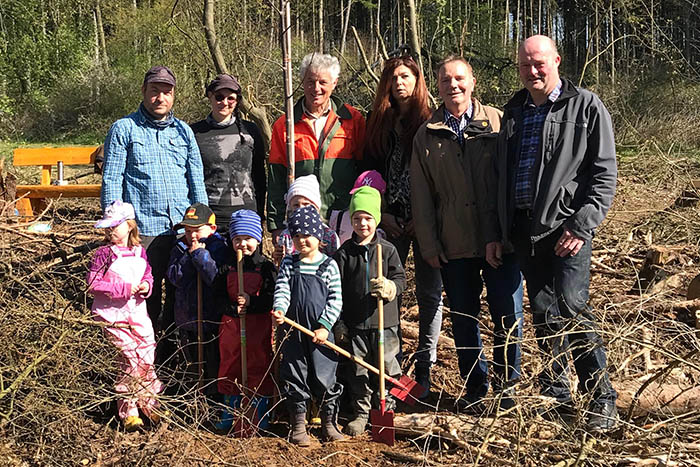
[101,65,208,363]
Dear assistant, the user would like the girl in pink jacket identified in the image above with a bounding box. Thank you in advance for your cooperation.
[87,201,163,432]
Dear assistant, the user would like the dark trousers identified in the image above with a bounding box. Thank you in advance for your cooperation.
[390,234,443,369]
[280,331,343,414]
[141,234,177,367]
[512,211,617,404]
[346,326,401,416]
[440,254,523,399]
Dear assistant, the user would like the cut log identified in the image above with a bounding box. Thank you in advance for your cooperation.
[614,379,700,417]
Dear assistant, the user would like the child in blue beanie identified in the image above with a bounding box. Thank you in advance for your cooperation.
[216,209,277,432]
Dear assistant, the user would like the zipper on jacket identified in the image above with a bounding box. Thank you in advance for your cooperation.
[365,249,370,294]
[530,239,535,257]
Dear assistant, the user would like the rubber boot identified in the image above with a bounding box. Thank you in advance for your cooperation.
[343,414,368,436]
[320,405,345,442]
[289,411,311,447]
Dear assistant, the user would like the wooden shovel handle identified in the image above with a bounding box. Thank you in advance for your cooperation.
[282,317,380,376]
[376,243,386,403]
[237,249,248,390]
[197,273,204,390]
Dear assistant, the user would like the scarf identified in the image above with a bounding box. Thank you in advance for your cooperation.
[139,103,174,129]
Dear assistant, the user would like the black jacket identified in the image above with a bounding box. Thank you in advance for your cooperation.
[334,234,406,330]
[497,78,617,245]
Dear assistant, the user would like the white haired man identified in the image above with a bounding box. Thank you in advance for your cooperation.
[267,52,366,241]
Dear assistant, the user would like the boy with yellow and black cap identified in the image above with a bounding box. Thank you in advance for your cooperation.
[166,203,232,392]
[333,186,406,436]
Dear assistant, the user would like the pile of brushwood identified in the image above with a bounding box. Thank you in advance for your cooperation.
[2,146,700,466]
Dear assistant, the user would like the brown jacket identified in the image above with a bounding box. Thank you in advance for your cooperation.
[411,99,502,261]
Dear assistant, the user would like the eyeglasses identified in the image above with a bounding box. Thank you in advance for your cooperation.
[214,94,238,103]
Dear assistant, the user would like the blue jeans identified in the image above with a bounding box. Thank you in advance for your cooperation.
[512,215,617,405]
[390,234,443,369]
[440,254,523,398]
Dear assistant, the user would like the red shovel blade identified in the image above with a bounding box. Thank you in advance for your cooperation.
[370,407,395,446]
[388,375,425,406]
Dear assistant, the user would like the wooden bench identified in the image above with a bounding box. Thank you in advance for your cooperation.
[14,146,102,217]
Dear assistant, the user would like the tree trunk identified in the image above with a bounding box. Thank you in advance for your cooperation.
[406,0,422,70]
[610,2,615,87]
[340,0,353,55]
[202,0,271,148]
[94,0,108,68]
[319,0,324,52]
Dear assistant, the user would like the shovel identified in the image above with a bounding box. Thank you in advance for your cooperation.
[281,316,424,405]
[369,243,395,446]
[232,249,261,437]
[196,273,204,390]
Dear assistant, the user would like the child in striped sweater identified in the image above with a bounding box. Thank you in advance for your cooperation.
[271,205,344,446]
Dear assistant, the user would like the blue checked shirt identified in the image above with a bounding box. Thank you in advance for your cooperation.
[101,106,208,236]
[444,104,473,144]
[514,82,562,209]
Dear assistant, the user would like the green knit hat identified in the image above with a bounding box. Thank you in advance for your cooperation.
[349,186,382,224]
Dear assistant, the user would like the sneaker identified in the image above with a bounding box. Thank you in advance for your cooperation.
[585,402,618,433]
[124,415,144,432]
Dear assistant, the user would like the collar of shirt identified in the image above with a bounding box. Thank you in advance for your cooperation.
[302,100,332,140]
[444,103,473,130]
[302,100,332,119]
[525,80,562,108]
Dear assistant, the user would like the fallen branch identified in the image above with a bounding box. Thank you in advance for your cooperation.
[393,413,504,461]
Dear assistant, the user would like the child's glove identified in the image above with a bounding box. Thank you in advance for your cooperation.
[370,277,397,301]
[333,320,350,346]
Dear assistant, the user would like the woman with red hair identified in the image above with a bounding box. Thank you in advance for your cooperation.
[363,56,443,401]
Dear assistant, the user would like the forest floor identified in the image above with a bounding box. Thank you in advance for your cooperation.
[2,146,700,466]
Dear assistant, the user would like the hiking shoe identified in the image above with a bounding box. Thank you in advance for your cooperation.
[124,415,144,432]
[343,415,368,436]
[585,402,618,433]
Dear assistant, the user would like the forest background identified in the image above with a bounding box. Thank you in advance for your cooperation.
[0,0,697,151]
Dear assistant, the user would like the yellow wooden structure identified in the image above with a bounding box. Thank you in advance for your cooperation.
[14,146,101,216]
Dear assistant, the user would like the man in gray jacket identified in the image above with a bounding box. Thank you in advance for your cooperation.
[498,35,618,432]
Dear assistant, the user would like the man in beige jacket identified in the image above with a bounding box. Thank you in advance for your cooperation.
[411,56,523,414]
